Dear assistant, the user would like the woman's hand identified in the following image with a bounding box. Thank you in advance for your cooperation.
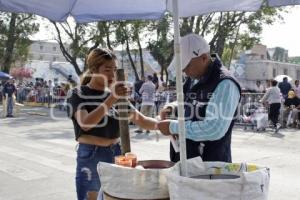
[110,82,128,101]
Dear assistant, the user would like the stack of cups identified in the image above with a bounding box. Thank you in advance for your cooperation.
[114,152,137,168]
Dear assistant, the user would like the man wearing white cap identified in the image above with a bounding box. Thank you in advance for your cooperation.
[158,33,241,163]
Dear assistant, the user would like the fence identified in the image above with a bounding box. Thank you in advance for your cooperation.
[14,86,68,109]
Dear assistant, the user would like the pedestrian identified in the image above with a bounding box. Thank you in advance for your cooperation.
[2,79,16,117]
[135,75,156,134]
[157,33,241,163]
[0,83,3,103]
[260,80,281,132]
[293,80,300,98]
[278,77,292,100]
[67,48,159,200]
[47,80,54,107]
[133,77,144,111]
[282,90,300,128]
[255,80,265,93]
[152,72,159,90]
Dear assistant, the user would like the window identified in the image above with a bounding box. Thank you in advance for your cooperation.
[52,57,57,61]
[297,70,300,80]
[53,46,57,51]
[261,55,264,59]
[40,45,44,50]
[273,68,277,77]
[284,68,288,75]
[39,55,44,60]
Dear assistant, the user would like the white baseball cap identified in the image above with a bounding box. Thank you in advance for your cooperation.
[169,33,210,71]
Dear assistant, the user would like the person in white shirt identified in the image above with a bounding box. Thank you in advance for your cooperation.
[255,80,265,93]
[293,80,300,98]
[135,75,156,134]
[260,80,281,132]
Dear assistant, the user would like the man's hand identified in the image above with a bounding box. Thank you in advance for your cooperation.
[157,120,172,136]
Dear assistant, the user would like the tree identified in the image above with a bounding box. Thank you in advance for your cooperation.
[0,12,39,72]
[114,21,140,81]
[132,21,150,79]
[178,6,284,60]
[10,67,33,80]
[52,20,107,75]
[224,7,285,67]
[148,15,173,82]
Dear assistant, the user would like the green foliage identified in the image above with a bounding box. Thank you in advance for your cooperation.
[221,46,233,67]
[147,15,173,82]
[0,5,285,79]
[0,12,39,72]
[288,57,300,64]
[52,20,108,75]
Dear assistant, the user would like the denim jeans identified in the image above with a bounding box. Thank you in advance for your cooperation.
[76,143,121,200]
[7,96,14,116]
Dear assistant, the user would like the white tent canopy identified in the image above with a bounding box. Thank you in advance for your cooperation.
[166,0,262,18]
[1,0,299,23]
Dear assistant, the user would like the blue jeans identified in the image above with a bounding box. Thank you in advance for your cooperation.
[7,96,14,116]
[76,143,121,200]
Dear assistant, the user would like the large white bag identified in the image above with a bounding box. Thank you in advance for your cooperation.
[98,162,172,199]
[167,157,270,200]
[252,112,269,130]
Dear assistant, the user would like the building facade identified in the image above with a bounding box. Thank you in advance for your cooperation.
[25,41,161,85]
[231,44,300,90]
[28,40,68,62]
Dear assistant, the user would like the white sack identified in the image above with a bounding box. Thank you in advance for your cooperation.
[167,157,270,200]
[98,162,171,199]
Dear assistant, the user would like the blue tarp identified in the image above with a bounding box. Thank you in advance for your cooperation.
[0,71,12,80]
[269,0,300,7]
[1,0,299,23]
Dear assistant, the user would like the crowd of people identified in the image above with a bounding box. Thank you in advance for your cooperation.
[2,70,300,133]
[0,78,72,117]
[260,77,300,130]
[0,73,178,118]
[129,73,176,134]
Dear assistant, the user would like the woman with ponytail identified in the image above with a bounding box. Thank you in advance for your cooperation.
[67,48,159,200]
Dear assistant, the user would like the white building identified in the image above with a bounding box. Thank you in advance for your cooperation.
[25,40,161,84]
[231,44,300,90]
[29,40,68,62]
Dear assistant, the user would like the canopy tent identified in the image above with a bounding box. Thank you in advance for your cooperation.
[1,0,299,23]
[0,71,12,80]
[269,0,300,7]
[1,0,299,176]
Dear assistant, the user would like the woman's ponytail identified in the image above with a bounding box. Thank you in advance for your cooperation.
[80,70,92,85]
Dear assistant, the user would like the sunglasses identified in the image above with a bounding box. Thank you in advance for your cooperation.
[93,48,114,59]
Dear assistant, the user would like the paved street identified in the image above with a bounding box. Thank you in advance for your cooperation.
[0,106,299,200]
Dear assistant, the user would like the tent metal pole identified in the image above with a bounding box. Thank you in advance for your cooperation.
[172,0,187,177]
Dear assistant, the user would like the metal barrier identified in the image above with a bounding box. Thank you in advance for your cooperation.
[15,87,68,109]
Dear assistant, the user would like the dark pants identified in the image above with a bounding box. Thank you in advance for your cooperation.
[269,103,281,127]
[170,138,232,163]
[7,96,14,116]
